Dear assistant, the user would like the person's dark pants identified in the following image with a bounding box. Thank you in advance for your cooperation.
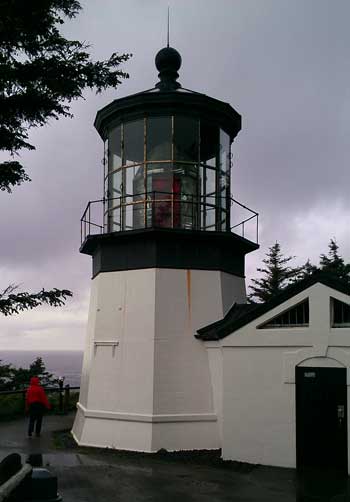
[28,403,45,436]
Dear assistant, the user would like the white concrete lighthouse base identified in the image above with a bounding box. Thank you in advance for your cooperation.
[72,267,246,452]
[72,403,219,451]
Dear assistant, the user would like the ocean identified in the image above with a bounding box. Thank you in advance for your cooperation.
[0,351,84,387]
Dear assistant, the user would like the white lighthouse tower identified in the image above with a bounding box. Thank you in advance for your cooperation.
[72,46,258,451]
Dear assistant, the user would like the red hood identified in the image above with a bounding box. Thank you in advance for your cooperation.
[30,377,40,386]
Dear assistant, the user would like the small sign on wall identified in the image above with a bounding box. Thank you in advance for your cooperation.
[304,371,316,378]
[94,341,119,357]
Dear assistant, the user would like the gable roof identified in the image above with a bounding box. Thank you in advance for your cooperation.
[196,272,350,341]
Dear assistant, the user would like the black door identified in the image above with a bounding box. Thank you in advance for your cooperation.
[296,366,348,473]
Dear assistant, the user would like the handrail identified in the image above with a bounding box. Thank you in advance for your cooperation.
[0,386,81,416]
[0,386,80,396]
[80,192,259,245]
[231,196,259,216]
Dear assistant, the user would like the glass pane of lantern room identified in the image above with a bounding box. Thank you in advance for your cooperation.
[200,121,219,168]
[180,171,198,229]
[147,117,172,161]
[146,162,174,228]
[123,120,144,166]
[174,116,199,162]
[200,121,219,230]
[206,168,216,196]
[219,129,230,174]
[108,126,122,171]
[218,130,230,231]
[123,164,145,230]
[146,116,172,227]
[109,169,122,197]
[219,129,230,202]
[126,164,145,196]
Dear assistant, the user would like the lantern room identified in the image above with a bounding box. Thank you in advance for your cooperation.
[89,46,255,239]
[105,115,231,232]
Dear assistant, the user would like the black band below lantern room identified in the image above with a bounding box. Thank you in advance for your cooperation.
[80,228,258,278]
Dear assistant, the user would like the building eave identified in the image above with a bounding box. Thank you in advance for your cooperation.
[196,272,350,341]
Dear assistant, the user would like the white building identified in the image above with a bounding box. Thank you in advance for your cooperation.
[197,273,350,474]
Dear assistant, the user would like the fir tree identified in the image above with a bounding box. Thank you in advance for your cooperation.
[249,242,302,303]
[0,284,72,316]
[0,0,131,192]
[0,357,58,390]
[295,258,319,281]
[0,360,15,391]
[319,239,350,284]
[7,357,58,390]
[0,1,130,315]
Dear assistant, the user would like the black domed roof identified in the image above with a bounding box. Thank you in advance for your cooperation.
[155,46,182,91]
[94,46,242,142]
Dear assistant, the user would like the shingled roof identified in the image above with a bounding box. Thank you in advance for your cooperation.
[196,272,350,341]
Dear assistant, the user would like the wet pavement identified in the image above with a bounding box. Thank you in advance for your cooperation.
[0,413,349,501]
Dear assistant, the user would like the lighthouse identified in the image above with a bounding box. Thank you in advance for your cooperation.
[72,46,258,451]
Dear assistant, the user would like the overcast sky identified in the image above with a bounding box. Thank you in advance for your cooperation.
[1,0,349,351]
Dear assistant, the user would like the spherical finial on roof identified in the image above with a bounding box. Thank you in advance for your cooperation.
[155,47,182,73]
[155,47,182,91]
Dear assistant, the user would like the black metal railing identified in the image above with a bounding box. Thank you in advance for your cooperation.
[0,385,80,417]
[80,192,259,245]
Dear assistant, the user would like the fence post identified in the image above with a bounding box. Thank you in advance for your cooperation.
[63,385,70,414]
[22,390,26,414]
[58,377,64,413]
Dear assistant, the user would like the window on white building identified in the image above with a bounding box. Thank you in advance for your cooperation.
[331,298,350,327]
[258,299,309,329]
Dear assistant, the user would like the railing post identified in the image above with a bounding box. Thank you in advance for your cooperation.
[22,390,26,414]
[63,384,70,414]
[88,203,91,236]
[58,377,64,413]
[256,214,259,244]
[103,196,106,233]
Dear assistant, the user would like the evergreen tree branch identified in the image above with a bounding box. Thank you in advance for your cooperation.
[0,288,72,316]
[0,161,31,192]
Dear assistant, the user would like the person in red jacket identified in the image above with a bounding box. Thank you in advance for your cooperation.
[25,377,50,437]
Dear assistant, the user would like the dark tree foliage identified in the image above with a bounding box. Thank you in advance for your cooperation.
[12,357,58,390]
[0,161,31,192]
[0,0,130,315]
[248,242,302,303]
[294,258,319,282]
[0,0,131,191]
[295,240,350,284]
[0,357,58,391]
[302,259,319,277]
[249,239,350,303]
[0,360,15,391]
[319,239,350,285]
[0,284,72,316]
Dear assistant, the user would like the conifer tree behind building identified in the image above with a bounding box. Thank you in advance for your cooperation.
[319,239,350,285]
[248,242,301,303]
[249,239,350,303]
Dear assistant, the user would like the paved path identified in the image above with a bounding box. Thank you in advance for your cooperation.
[0,414,349,501]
